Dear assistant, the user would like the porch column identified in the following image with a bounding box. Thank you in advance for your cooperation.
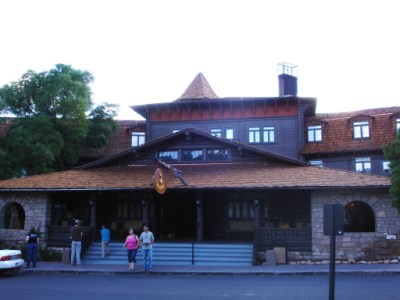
[142,195,149,226]
[254,197,260,230]
[196,193,203,242]
[89,196,97,228]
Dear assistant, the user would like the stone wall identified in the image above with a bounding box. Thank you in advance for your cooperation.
[0,192,51,247]
[311,189,400,261]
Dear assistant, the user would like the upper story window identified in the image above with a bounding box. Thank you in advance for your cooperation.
[211,128,222,138]
[225,128,234,140]
[263,127,275,143]
[382,161,391,176]
[206,149,229,161]
[355,157,371,173]
[396,118,400,133]
[131,132,145,147]
[158,150,179,162]
[353,121,370,139]
[309,160,323,167]
[182,149,203,162]
[307,125,322,142]
[249,127,261,143]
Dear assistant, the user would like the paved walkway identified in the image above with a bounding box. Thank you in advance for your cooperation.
[21,262,400,276]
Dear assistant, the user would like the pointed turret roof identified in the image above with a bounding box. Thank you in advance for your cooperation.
[177,72,218,100]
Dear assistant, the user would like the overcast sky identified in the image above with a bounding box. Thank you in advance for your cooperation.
[1,0,399,119]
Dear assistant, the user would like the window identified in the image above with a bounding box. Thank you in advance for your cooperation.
[158,150,179,161]
[263,127,275,143]
[1,202,25,229]
[396,119,400,133]
[182,149,203,161]
[211,129,222,138]
[131,132,145,147]
[353,121,370,139]
[355,157,371,173]
[309,160,323,167]
[345,201,375,232]
[249,127,261,143]
[382,161,391,176]
[225,128,234,140]
[172,130,180,133]
[307,125,322,142]
[228,201,255,219]
[206,149,229,161]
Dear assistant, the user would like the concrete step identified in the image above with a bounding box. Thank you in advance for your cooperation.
[83,242,253,266]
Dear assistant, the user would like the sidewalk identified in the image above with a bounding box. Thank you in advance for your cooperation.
[21,262,400,276]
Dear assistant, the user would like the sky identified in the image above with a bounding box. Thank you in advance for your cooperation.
[1,0,399,120]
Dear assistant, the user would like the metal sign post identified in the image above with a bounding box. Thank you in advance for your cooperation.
[323,204,344,300]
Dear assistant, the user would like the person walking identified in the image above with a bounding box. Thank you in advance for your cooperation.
[100,225,111,258]
[70,219,83,266]
[124,228,139,271]
[139,225,154,272]
[25,227,39,268]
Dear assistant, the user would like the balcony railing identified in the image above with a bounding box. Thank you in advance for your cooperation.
[255,228,312,252]
[47,226,94,255]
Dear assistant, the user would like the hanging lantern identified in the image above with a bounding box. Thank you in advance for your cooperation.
[153,168,167,194]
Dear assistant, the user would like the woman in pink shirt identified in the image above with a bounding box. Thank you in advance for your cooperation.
[123,228,139,271]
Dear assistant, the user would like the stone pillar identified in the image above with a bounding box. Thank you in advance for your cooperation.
[196,193,203,242]
[142,195,149,226]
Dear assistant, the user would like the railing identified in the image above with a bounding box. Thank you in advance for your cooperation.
[255,228,312,252]
[47,226,94,254]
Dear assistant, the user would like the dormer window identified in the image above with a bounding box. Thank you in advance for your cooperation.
[131,132,145,147]
[158,150,179,162]
[307,125,322,142]
[353,121,370,139]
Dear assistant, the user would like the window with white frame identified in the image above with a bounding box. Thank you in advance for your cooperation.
[225,128,234,140]
[249,127,261,143]
[353,121,370,139]
[309,160,323,167]
[355,157,371,173]
[382,161,391,176]
[308,125,322,142]
[131,132,145,147]
[211,128,222,138]
[263,127,275,143]
[396,118,400,133]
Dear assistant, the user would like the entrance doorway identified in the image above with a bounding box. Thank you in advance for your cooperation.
[155,194,197,240]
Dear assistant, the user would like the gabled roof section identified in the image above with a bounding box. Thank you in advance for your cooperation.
[177,72,218,101]
[77,128,306,170]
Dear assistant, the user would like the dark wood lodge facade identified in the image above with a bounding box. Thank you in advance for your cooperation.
[0,69,398,264]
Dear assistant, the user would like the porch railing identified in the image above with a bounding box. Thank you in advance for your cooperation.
[47,226,94,255]
[254,228,312,255]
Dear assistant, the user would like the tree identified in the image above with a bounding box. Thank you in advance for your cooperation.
[0,64,119,179]
[383,132,400,212]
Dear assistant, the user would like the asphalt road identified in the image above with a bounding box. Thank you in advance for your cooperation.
[1,273,399,300]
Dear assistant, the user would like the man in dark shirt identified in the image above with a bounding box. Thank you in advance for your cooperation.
[70,219,83,266]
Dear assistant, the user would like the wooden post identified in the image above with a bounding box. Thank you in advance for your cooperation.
[142,195,149,226]
[196,193,203,242]
[253,196,260,265]
[89,196,97,228]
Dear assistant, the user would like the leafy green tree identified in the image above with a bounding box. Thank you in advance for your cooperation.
[0,64,118,179]
[383,132,400,212]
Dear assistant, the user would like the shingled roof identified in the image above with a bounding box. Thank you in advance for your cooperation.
[0,163,390,191]
[303,106,400,155]
[177,72,218,100]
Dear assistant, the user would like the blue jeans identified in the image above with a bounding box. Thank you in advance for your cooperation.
[26,243,38,267]
[127,249,137,263]
[142,248,153,270]
[71,241,82,265]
